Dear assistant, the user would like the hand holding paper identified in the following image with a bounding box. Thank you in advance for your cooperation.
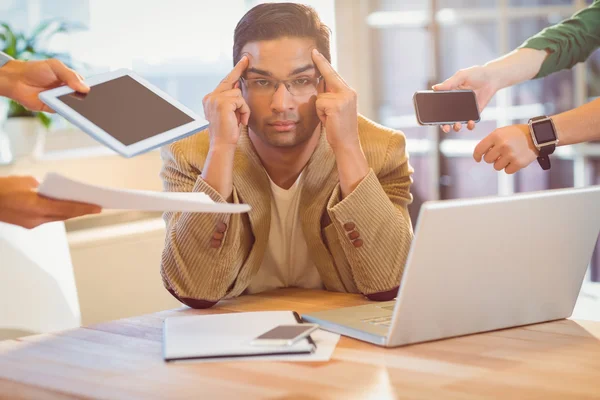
[38,173,251,213]
[0,175,101,229]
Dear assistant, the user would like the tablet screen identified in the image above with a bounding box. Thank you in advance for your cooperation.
[57,76,195,146]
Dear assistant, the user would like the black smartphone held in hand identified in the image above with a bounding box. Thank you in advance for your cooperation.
[413,90,480,126]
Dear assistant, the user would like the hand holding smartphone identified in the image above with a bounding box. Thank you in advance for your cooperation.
[413,90,480,126]
[249,324,319,347]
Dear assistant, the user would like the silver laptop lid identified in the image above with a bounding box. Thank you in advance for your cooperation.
[387,185,600,347]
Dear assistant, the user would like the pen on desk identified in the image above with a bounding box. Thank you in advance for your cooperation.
[293,311,317,350]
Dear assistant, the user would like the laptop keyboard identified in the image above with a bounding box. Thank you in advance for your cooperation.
[361,315,393,327]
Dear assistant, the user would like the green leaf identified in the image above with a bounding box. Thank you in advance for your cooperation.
[0,23,17,57]
[1,19,79,62]
[7,100,35,118]
[37,112,53,129]
[6,102,53,129]
[0,22,13,35]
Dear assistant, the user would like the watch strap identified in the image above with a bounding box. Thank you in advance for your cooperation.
[537,143,555,170]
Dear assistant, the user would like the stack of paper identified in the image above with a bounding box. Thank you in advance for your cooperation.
[38,173,250,213]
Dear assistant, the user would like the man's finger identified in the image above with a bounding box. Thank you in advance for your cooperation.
[453,123,462,132]
[473,135,495,162]
[233,97,251,126]
[216,56,248,92]
[467,120,476,130]
[311,48,347,92]
[505,163,520,175]
[48,59,90,93]
[483,145,501,164]
[494,156,510,172]
[223,96,250,126]
[221,88,243,98]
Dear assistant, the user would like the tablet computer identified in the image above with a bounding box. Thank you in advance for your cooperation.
[39,69,208,158]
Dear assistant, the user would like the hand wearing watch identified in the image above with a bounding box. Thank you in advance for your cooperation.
[528,115,559,170]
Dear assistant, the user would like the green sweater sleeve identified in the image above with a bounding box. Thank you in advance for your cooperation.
[519,0,600,79]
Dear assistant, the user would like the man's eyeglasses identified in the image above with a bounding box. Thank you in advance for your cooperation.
[240,76,323,97]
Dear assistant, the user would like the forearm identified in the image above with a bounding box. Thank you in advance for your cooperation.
[552,98,600,146]
[201,144,236,200]
[518,1,600,78]
[483,48,548,90]
[334,141,370,199]
[328,131,413,297]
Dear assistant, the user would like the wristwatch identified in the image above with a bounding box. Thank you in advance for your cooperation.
[528,115,559,170]
[0,51,14,69]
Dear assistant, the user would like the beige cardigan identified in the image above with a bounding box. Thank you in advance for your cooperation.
[160,115,414,308]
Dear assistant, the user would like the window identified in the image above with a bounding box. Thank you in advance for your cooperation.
[1,0,336,128]
[356,0,600,281]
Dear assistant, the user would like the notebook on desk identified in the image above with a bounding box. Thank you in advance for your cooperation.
[162,310,316,361]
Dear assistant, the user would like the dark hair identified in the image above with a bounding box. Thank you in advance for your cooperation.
[233,3,332,65]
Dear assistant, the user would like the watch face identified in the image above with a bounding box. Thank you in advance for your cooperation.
[533,119,557,144]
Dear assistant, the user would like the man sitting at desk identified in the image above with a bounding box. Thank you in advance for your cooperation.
[159,3,414,308]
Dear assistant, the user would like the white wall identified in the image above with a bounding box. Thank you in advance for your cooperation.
[68,218,181,325]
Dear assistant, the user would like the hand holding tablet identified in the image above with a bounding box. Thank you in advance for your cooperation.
[38,69,209,157]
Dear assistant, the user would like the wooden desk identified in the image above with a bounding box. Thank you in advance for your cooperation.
[1,289,600,399]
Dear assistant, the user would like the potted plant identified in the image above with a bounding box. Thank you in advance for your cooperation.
[0,19,79,158]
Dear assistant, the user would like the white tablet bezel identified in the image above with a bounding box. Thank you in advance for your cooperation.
[39,69,208,158]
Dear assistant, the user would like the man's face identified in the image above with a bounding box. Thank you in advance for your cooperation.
[240,37,323,148]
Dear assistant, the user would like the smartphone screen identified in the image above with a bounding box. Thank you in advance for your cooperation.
[414,90,480,124]
[254,325,315,340]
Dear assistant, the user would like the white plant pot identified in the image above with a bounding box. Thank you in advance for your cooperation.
[2,117,44,159]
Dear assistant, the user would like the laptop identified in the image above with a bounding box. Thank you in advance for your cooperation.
[302,186,600,347]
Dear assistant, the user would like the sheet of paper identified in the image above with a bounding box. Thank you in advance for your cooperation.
[174,329,341,364]
[38,172,251,214]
